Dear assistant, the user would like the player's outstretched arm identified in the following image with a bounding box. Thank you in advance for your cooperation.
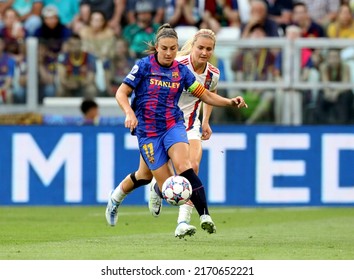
[199,88,248,109]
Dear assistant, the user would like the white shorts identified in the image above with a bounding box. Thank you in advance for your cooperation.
[186,124,201,140]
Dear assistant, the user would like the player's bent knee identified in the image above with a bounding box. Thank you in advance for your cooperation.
[130,172,152,190]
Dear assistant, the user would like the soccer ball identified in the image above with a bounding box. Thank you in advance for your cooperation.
[162,175,192,206]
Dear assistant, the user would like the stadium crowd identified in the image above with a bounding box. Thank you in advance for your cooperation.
[0,0,354,125]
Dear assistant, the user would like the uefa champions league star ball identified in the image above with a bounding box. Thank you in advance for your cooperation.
[162,175,192,206]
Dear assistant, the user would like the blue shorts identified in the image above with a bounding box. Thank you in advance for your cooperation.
[138,123,189,170]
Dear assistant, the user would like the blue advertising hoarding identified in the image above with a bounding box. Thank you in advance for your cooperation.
[0,125,353,206]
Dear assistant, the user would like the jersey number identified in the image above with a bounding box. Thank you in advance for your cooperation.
[143,143,155,164]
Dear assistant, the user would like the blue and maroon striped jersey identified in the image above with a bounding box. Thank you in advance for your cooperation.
[123,54,198,138]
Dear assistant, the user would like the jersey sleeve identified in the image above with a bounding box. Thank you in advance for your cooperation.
[122,59,146,89]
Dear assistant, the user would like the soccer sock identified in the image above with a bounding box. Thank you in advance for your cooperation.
[179,168,209,216]
[154,182,163,198]
[177,203,194,224]
[111,183,127,205]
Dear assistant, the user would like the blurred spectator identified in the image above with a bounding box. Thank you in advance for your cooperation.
[38,43,58,103]
[291,1,326,103]
[78,11,115,61]
[165,0,200,27]
[78,11,116,95]
[263,0,292,31]
[122,1,160,59]
[231,24,275,124]
[327,4,354,39]
[0,37,16,104]
[80,98,100,125]
[57,34,97,98]
[19,5,67,104]
[237,0,251,25]
[292,2,326,38]
[273,25,312,125]
[34,5,72,55]
[0,1,13,28]
[110,37,135,95]
[0,7,26,63]
[0,8,27,104]
[126,0,165,25]
[11,0,42,36]
[73,0,126,36]
[292,0,339,28]
[42,0,79,27]
[315,48,353,124]
[12,44,27,104]
[241,0,280,38]
[274,25,312,78]
[199,0,240,33]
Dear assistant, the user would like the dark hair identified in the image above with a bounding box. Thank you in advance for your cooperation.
[80,99,98,114]
[69,33,82,40]
[146,23,178,54]
[249,23,266,34]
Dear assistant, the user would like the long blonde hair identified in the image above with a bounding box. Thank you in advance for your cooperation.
[145,23,179,54]
[178,29,216,56]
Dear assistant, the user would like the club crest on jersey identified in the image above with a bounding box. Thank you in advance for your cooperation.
[204,76,212,89]
[130,65,139,74]
[172,72,179,78]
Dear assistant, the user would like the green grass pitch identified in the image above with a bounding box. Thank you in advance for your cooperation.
[1,206,354,260]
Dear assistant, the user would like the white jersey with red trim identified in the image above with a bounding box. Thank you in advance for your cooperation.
[177,55,220,134]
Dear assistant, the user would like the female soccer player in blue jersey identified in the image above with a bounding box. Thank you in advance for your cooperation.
[134,28,223,238]
[106,23,247,236]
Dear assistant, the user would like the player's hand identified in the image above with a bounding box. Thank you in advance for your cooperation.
[231,96,248,108]
[125,111,138,132]
[201,123,212,140]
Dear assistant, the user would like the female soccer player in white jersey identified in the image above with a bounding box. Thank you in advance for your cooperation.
[172,29,221,238]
